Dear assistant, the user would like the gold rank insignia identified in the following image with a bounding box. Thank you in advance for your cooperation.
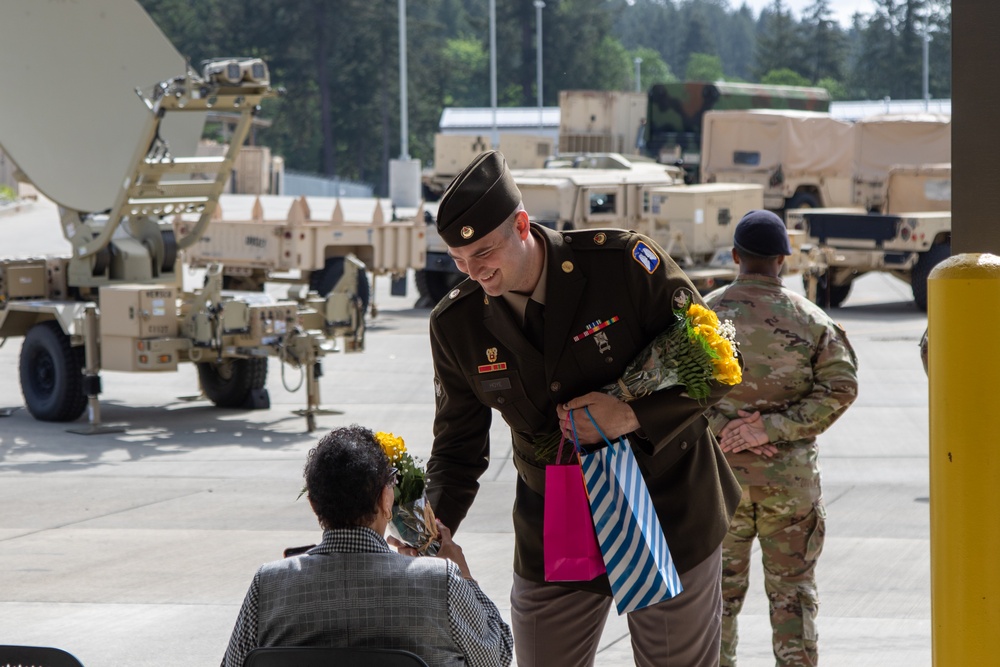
[461,226,475,239]
[486,347,498,363]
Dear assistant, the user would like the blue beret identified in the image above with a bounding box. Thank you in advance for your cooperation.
[437,151,521,247]
[733,209,792,256]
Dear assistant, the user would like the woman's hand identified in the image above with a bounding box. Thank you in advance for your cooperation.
[433,520,475,581]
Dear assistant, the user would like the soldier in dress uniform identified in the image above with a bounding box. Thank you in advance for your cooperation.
[703,210,859,667]
[424,150,741,667]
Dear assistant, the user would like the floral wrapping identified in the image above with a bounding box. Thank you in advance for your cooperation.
[388,492,441,556]
[376,431,441,555]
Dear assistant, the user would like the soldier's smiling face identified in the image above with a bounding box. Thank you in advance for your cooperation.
[447,212,540,297]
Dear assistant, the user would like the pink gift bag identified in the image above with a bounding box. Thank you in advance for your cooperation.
[543,429,606,582]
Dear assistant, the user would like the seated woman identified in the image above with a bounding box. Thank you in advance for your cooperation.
[221,425,513,667]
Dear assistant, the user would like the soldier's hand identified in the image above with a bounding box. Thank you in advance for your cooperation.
[720,411,770,453]
[719,409,763,439]
[557,392,639,445]
[744,444,779,458]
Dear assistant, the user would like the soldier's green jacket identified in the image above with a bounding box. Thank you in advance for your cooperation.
[426,224,740,595]
[704,274,859,487]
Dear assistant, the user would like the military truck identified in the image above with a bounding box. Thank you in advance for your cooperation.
[0,0,380,432]
[701,110,951,214]
[788,163,951,310]
[644,81,831,182]
[416,164,763,302]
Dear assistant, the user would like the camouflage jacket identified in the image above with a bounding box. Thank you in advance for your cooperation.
[704,274,859,487]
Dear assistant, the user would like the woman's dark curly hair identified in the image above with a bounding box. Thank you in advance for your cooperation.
[304,425,395,529]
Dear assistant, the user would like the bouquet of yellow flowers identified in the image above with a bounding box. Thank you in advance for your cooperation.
[605,302,741,402]
[536,302,741,462]
[376,431,440,555]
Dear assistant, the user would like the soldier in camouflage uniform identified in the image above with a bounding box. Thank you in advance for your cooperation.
[703,210,859,667]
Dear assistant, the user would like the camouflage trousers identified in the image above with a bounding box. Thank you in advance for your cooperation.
[719,485,826,667]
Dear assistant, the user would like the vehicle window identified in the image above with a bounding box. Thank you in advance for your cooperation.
[589,192,617,215]
[733,151,760,166]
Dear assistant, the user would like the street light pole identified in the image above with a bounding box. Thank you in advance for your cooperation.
[534,1,545,131]
[398,0,409,159]
[489,0,498,149]
[923,30,931,111]
[634,57,643,93]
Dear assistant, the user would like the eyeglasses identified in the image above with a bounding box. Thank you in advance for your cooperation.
[386,466,400,486]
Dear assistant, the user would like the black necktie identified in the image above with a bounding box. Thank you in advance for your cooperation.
[523,299,545,351]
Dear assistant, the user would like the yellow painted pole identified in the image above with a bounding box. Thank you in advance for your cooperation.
[928,253,1000,665]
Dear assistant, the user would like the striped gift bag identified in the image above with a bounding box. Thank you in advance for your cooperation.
[574,409,684,614]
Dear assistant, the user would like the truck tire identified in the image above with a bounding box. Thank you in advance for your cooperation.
[912,242,951,312]
[786,191,820,211]
[197,358,268,408]
[415,269,464,306]
[19,321,87,422]
[309,257,370,314]
[805,274,853,308]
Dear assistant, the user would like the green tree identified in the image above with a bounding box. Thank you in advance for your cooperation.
[755,0,806,80]
[816,76,848,100]
[685,53,724,82]
[440,38,489,107]
[632,47,676,90]
[761,67,812,87]
[801,0,847,82]
[589,36,632,91]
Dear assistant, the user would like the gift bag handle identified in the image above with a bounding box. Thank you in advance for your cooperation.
[556,412,584,464]
[583,406,626,449]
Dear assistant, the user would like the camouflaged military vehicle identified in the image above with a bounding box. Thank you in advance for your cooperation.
[645,81,831,182]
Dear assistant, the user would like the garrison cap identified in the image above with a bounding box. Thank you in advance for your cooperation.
[436,150,522,247]
[734,209,792,256]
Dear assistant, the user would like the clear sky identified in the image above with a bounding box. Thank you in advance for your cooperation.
[734,0,877,27]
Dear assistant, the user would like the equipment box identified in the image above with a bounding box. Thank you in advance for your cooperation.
[646,184,764,255]
[1,259,47,299]
[99,284,178,338]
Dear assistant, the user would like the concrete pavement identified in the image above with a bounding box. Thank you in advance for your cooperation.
[0,198,931,666]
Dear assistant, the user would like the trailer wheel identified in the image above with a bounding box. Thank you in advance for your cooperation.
[197,358,268,408]
[912,242,950,312]
[787,192,821,210]
[805,274,853,308]
[415,269,464,306]
[19,321,87,422]
[309,257,370,314]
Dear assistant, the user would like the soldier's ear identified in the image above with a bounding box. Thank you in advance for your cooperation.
[515,210,531,239]
[731,247,740,264]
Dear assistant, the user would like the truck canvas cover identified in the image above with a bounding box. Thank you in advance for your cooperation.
[853,114,951,185]
[701,110,855,180]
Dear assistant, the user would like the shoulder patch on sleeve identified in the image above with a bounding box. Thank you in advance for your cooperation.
[631,240,660,274]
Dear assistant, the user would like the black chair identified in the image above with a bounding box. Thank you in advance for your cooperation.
[0,645,85,667]
[243,646,429,667]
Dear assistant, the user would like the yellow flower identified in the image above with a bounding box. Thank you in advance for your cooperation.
[687,304,720,328]
[375,431,407,465]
